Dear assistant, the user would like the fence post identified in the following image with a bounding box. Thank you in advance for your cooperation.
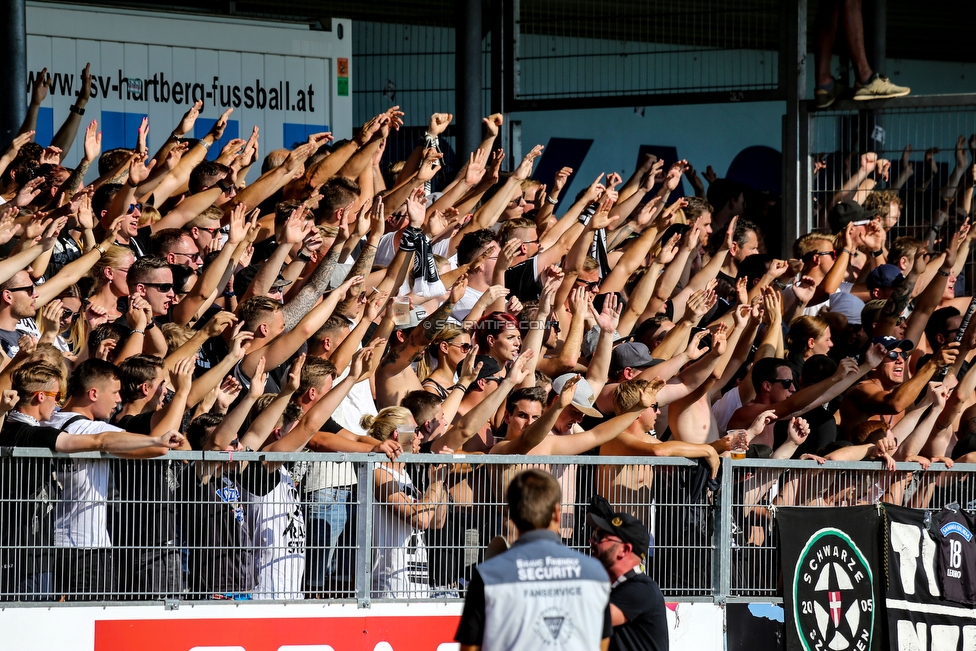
[356,458,374,608]
[714,457,733,603]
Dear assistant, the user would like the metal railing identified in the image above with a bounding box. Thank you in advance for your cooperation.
[1,448,974,606]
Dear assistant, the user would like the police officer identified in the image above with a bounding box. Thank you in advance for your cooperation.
[588,495,670,651]
[455,469,612,651]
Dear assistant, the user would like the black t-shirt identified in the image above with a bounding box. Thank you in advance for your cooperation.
[183,464,277,596]
[609,571,670,651]
[0,328,22,358]
[504,258,542,303]
[0,419,61,577]
[794,402,840,458]
[936,508,976,606]
[118,225,153,259]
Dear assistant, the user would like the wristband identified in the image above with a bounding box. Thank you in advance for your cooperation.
[223,290,236,297]
[842,249,856,256]
[931,226,941,233]
[130,329,145,335]
[451,383,468,394]
[937,268,951,277]
[871,249,884,258]
[546,195,559,206]
[94,244,107,255]
[200,140,212,151]
[69,105,85,116]
[296,250,313,262]
[145,319,157,331]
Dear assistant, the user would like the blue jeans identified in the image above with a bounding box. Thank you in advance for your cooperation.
[305,487,353,590]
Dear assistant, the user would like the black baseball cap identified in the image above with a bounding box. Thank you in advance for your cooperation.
[871,334,915,352]
[827,200,878,233]
[587,495,651,561]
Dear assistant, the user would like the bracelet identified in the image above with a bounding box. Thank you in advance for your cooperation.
[126,179,139,188]
[223,291,235,297]
[200,140,212,151]
[145,319,157,331]
[130,329,145,335]
[296,251,312,262]
[937,268,951,277]
[69,105,85,116]
[546,195,559,206]
[842,249,856,256]
[931,226,941,233]
[94,244,107,255]
[871,249,884,258]
[451,383,468,394]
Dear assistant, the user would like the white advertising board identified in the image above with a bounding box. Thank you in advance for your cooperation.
[25,2,352,167]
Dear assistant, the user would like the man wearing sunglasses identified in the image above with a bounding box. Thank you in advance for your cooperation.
[729,348,886,449]
[840,335,960,436]
[0,270,39,358]
[151,228,204,272]
[125,257,177,332]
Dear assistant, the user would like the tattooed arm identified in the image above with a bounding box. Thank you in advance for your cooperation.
[281,232,349,330]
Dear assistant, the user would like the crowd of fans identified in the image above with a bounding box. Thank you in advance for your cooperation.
[1,64,976,603]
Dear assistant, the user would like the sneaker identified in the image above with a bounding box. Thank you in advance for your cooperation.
[853,74,910,101]
[814,81,845,109]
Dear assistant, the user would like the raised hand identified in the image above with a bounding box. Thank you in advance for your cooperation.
[590,292,622,334]
[282,353,306,394]
[174,100,203,137]
[428,112,453,137]
[747,409,777,440]
[127,153,156,187]
[417,148,444,182]
[172,356,196,393]
[513,145,544,181]
[557,374,582,409]
[30,68,50,106]
[136,117,149,155]
[482,113,504,137]
[505,350,536,385]
[465,148,489,186]
[638,377,666,409]
[83,120,102,163]
[788,417,810,445]
[215,377,243,412]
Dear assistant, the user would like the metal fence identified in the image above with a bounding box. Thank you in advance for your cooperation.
[806,96,976,235]
[508,0,782,109]
[3,448,975,606]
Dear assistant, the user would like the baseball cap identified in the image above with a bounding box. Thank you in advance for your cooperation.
[551,373,603,417]
[871,334,915,352]
[587,495,651,561]
[827,290,865,325]
[827,199,878,233]
[866,264,903,292]
[460,355,503,390]
[610,342,664,374]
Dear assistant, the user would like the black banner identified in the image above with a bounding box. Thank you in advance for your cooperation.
[884,504,976,650]
[779,506,884,651]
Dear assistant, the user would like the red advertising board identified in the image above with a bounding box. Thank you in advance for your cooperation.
[95,615,462,651]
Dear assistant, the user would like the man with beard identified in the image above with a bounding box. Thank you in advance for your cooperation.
[588,495,669,651]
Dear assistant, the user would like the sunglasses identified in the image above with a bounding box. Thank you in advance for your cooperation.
[448,342,473,353]
[5,282,36,294]
[35,390,63,401]
[198,227,221,235]
[885,350,910,361]
[61,308,80,323]
[575,279,600,290]
[546,320,561,333]
[172,252,203,263]
[589,529,623,544]
[770,378,795,388]
[141,283,174,292]
[805,250,837,262]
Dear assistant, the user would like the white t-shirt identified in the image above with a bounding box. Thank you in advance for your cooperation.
[451,285,486,323]
[246,467,306,600]
[711,385,743,434]
[782,281,854,317]
[43,411,119,548]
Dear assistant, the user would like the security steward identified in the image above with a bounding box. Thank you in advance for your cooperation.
[588,495,669,651]
[455,469,612,651]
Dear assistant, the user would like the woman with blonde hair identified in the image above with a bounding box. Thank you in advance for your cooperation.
[787,315,833,362]
[364,407,449,599]
[418,322,472,398]
[86,245,135,324]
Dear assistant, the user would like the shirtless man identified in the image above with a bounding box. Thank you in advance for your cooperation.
[839,335,959,435]
[728,343,885,448]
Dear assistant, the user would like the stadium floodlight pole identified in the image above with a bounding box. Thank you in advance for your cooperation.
[455,0,483,166]
[0,0,28,149]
